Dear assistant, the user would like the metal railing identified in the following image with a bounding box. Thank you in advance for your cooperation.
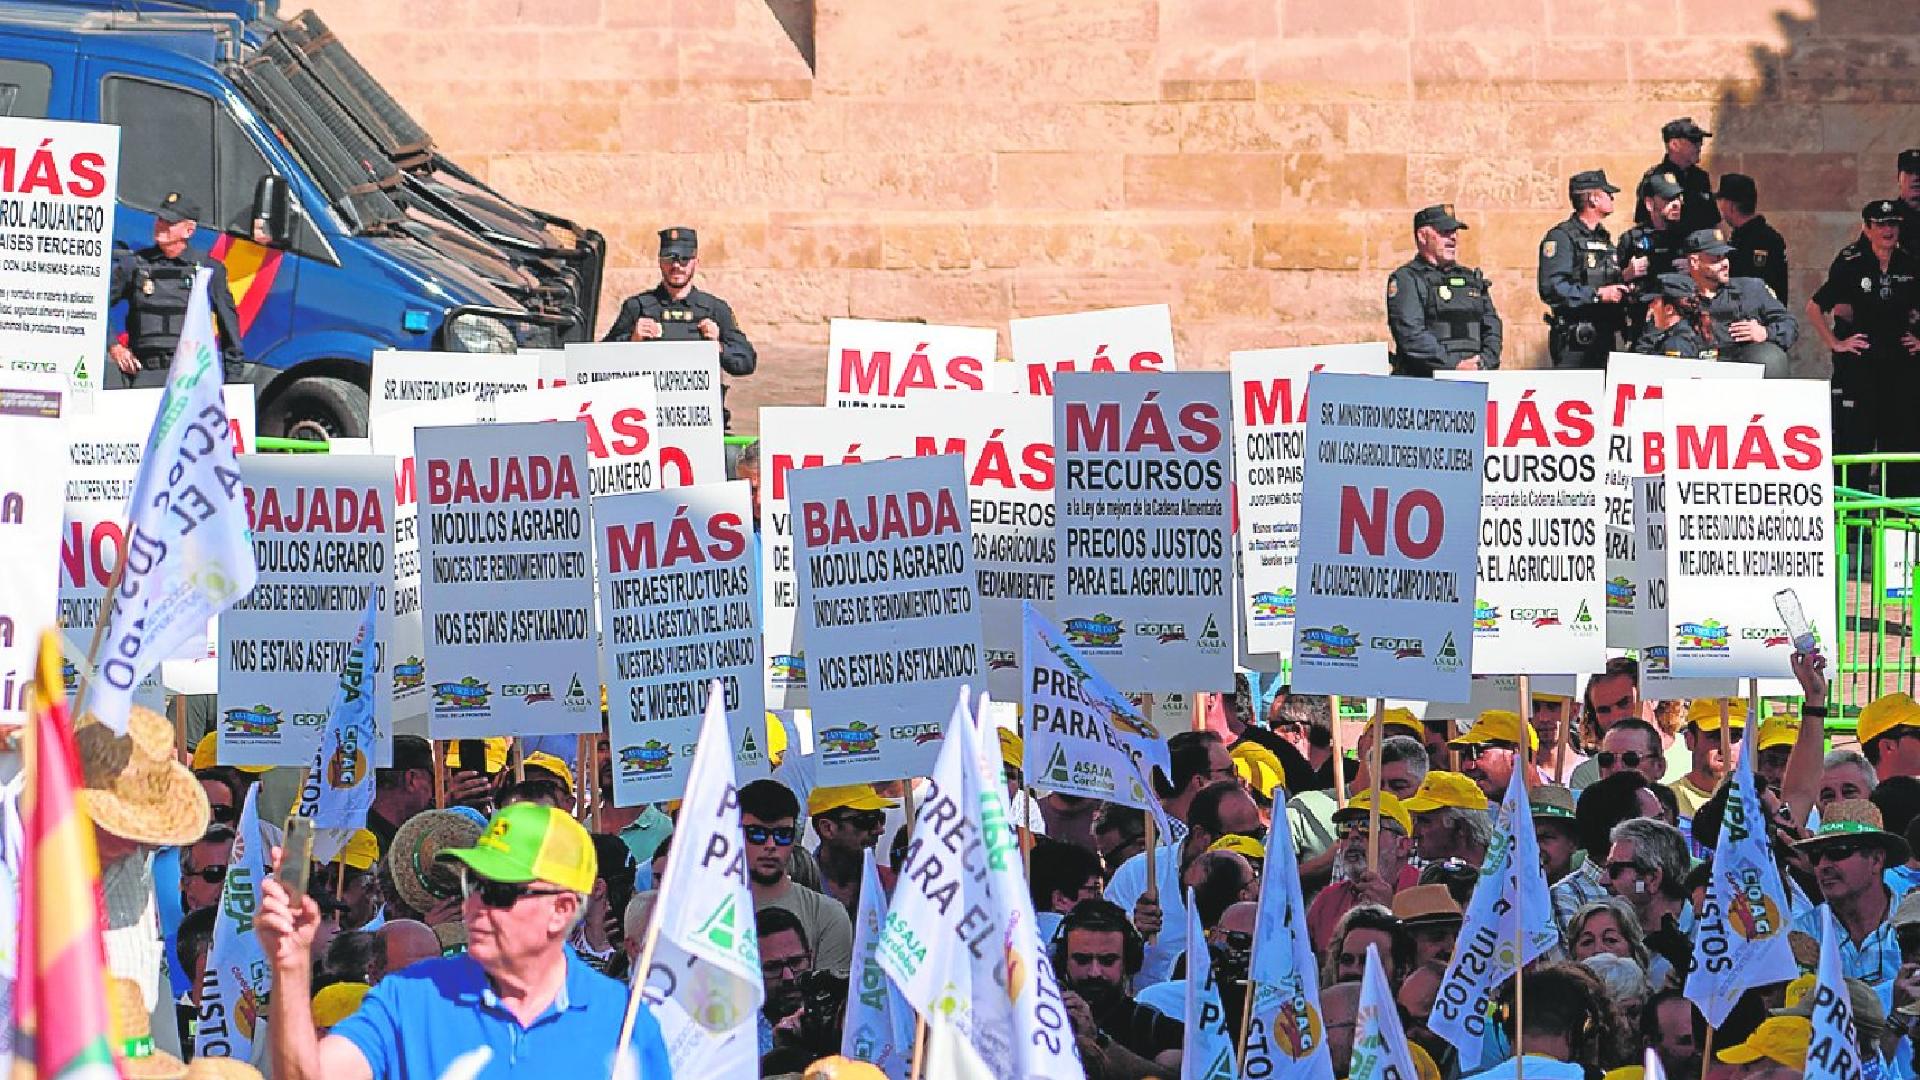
[1830,453,1920,724]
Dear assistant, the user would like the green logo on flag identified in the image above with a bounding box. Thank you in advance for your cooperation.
[1575,600,1594,623]
[1046,745,1071,784]
[1199,1048,1236,1080]
[695,893,758,968]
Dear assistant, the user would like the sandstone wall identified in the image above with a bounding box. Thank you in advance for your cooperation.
[309,0,1920,425]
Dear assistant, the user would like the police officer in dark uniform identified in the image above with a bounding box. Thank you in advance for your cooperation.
[1895,149,1920,254]
[1538,170,1630,369]
[1386,204,1501,376]
[1714,173,1788,303]
[107,192,248,388]
[1633,117,1719,236]
[1807,200,1920,491]
[604,226,756,424]
[1680,229,1797,378]
[1616,174,1689,341]
[1632,274,1716,359]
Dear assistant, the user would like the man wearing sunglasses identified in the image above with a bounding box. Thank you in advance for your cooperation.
[1792,800,1909,996]
[256,802,671,1080]
[807,783,899,915]
[1595,718,1668,788]
[180,826,234,913]
[602,226,757,427]
[1450,709,1541,801]
[740,778,854,976]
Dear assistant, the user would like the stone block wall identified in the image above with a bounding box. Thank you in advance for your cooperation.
[309,0,1920,425]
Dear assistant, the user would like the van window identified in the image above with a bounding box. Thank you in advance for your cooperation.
[101,76,274,236]
[0,59,51,117]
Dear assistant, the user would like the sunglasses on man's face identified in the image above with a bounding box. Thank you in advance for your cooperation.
[1596,751,1650,770]
[743,824,797,847]
[458,867,569,910]
[186,865,228,884]
[826,811,885,832]
[1809,842,1867,865]
[1456,741,1516,761]
[209,804,237,825]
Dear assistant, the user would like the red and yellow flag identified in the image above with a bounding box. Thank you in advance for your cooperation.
[10,631,116,1079]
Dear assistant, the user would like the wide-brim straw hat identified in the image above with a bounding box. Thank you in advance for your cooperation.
[78,707,210,847]
[110,977,187,1079]
[1792,799,1911,864]
[434,920,468,953]
[184,1058,265,1080]
[390,809,482,914]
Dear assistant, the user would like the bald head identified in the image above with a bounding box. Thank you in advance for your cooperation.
[1220,900,1257,936]
[374,919,439,982]
[1323,982,1365,1074]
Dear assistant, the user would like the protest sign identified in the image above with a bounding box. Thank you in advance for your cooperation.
[595,481,764,806]
[1660,378,1834,678]
[1054,371,1234,693]
[218,455,392,767]
[492,379,661,496]
[0,375,67,721]
[367,350,538,423]
[416,420,599,738]
[1231,343,1391,659]
[1005,304,1176,395]
[0,117,118,393]
[1022,604,1168,814]
[565,341,726,487]
[1632,476,1737,701]
[1291,372,1484,702]
[827,318,996,407]
[367,399,476,735]
[1422,673,1577,718]
[1440,370,1606,675]
[1601,353,1760,647]
[789,455,985,785]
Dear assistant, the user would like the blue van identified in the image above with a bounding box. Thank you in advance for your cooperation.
[0,0,604,437]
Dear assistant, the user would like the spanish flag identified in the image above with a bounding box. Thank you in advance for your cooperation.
[9,631,116,1079]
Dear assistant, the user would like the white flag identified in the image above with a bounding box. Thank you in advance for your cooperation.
[195,787,270,1059]
[842,850,913,1077]
[1022,603,1170,828]
[1644,1047,1669,1080]
[295,588,380,863]
[1183,889,1238,1080]
[90,267,255,732]
[1685,717,1797,1026]
[1805,906,1864,1080]
[925,1012,996,1080]
[1430,763,1558,1061]
[1244,797,1333,1080]
[1349,943,1419,1080]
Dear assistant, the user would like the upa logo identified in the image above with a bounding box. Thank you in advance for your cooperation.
[1370,635,1425,660]
[1136,621,1186,644]
[432,677,492,717]
[1511,607,1560,628]
[224,705,282,739]
[1063,614,1125,649]
[1675,619,1730,654]
[817,720,880,759]
[1297,625,1360,662]
[392,656,425,691]
[1250,588,1296,621]
[1606,576,1636,611]
[619,741,673,776]
[1473,599,1501,632]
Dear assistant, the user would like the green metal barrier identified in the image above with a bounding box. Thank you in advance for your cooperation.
[1831,453,1920,722]
[255,435,332,453]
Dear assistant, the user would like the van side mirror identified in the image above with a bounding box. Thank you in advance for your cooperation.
[252,175,292,248]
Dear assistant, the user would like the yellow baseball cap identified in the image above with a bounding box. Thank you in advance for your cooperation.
[190,732,270,775]
[1230,741,1285,799]
[1449,709,1539,752]
[336,829,379,871]
[1684,697,1748,731]
[1331,789,1414,836]
[446,737,510,774]
[524,752,575,791]
[311,982,370,1028]
[1716,1015,1810,1069]
[1378,707,1423,738]
[1401,771,1490,814]
[1531,691,1571,704]
[1782,972,1817,1009]
[1859,692,1920,749]
[808,784,900,815]
[766,711,789,766]
[1757,715,1800,752]
[1206,833,1267,860]
[437,802,597,895]
[997,727,1024,771]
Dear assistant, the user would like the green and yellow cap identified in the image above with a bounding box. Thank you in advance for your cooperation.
[437,802,597,894]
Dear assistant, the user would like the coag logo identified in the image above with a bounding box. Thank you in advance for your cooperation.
[326,730,369,790]
[1136,621,1186,644]
[289,711,327,728]
[1063,614,1124,649]
[1511,608,1560,628]
[1473,600,1501,632]
[392,656,425,691]
[432,677,492,716]
[619,741,673,776]
[1741,628,1792,647]
[1606,577,1636,611]
[224,704,282,739]
[504,683,553,704]
[890,722,944,745]
[1269,996,1324,1060]
[1724,867,1784,942]
[1251,588,1296,621]
[818,720,880,759]
[1298,626,1360,661]
[986,648,1016,670]
[1370,636,1424,660]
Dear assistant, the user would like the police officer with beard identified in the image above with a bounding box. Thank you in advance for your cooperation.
[1386,204,1502,376]
[604,226,756,427]
[1539,170,1631,368]
[107,192,248,388]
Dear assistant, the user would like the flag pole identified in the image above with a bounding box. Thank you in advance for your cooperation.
[1718,698,1732,782]
[1518,675,1533,783]
[1513,923,1526,1080]
[1698,1027,1714,1080]
[70,552,129,720]
[614,871,667,1058]
[1329,695,1348,804]
[432,740,446,809]
[1365,701,1385,873]
[1234,937,1257,1064]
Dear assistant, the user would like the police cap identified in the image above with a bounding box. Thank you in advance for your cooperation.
[1640,173,1685,201]
[1712,173,1757,205]
[1898,149,1920,175]
[1413,204,1467,232]
[1660,116,1712,142]
[1569,170,1620,196]
[1683,229,1733,256]
[1864,199,1904,224]
[658,226,698,259]
[1652,273,1699,303]
[155,192,201,225]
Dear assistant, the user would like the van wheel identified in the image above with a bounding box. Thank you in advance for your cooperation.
[265,376,369,443]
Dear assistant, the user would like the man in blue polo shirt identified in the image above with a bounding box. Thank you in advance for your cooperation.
[257,802,672,1078]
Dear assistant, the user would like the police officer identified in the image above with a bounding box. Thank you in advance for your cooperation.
[1538,170,1630,369]
[1680,229,1797,378]
[107,192,247,389]
[605,226,755,360]
[1807,200,1920,491]
[1617,174,1689,341]
[1634,117,1719,235]
[1896,149,1920,254]
[1386,204,1501,376]
[1632,274,1715,358]
[1714,173,1788,303]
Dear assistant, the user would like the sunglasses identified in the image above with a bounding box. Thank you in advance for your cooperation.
[1596,751,1650,770]
[825,811,885,832]
[1215,930,1255,953]
[743,825,797,847]
[1455,741,1517,762]
[1809,842,1867,865]
[661,255,695,265]
[458,867,569,910]
[186,865,228,884]
[1605,860,1644,878]
[208,805,238,826]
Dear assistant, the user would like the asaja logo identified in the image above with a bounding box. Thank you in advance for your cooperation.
[432,677,492,716]
[770,654,806,686]
[619,741,673,776]
[392,656,425,691]
[1606,577,1637,611]
[1137,621,1186,644]
[1044,744,1073,785]
[1574,600,1595,624]
[1195,615,1226,652]
[563,674,591,710]
[818,720,881,759]
[224,704,282,739]
[1473,600,1501,632]
[1675,619,1730,653]
[1298,625,1361,661]
[1063,614,1125,649]
[1251,588,1296,621]
[1511,607,1560,628]
[1434,631,1463,672]
[1369,635,1424,660]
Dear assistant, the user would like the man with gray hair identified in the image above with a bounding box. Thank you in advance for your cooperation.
[1606,816,1693,979]
[1403,771,1493,868]
[1820,748,1878,810]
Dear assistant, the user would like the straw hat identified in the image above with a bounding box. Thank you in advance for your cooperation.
[389,809,482,914]
[110,976,186,1079]
[78,707,210,847]
[433,921,468,953]
[1392,883,1463,926]
[1792,799,1911,864]
[184,1058,265,1080]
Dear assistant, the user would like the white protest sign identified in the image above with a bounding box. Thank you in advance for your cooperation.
[789,455,986,785]
[1422,673,1578,718]
[491,379,661,496]
[595,481,763,805]
[827,318,996,408]
[1005,304,1176,396]
[565,341,726,487]
[1022,604,1169,810]
[1231,343,1391,658]
[368,350,539,423]
[416,421,600,737]
[1632,476,1738,700]
[218,455,392,767]
[1602,353,1760,647]
[1661,378,1835,678]
[0,118,118,393]
[367,399,477,735]
[1439,370,1606,675]
[1291,373,1484,701]
[0,376,67,720]
[1054,371,1234,693]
